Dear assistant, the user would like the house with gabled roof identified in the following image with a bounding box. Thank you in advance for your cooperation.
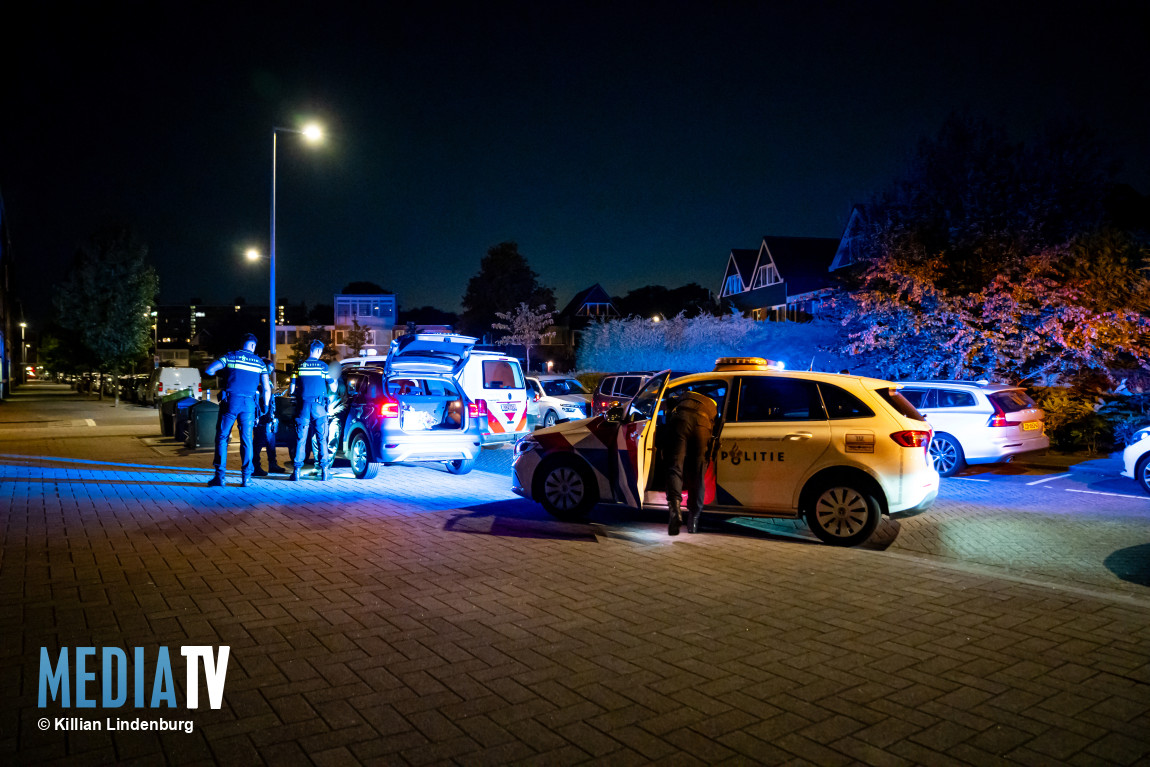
[719,236,839,321]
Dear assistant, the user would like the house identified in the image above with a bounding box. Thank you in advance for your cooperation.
[719,237,840,321]
[542,284,621,372]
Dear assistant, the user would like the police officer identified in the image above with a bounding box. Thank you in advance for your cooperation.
[665,390,718,535]
[290,340,337,481]
[252,357,286,476]
[204,333,271,487]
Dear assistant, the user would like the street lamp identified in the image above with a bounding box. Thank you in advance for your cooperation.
[266,123,323,384]
[19,322,26,384]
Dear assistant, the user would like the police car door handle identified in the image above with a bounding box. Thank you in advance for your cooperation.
[784,432,812,441]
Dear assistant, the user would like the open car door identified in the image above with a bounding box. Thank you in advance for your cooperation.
[613,371,673,508]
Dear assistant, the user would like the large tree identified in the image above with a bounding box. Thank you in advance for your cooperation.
[460,242,555,339]
[835,114,1150,384]
[55,225,159,403]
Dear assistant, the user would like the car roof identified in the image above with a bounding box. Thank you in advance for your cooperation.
[529,373,580,381]
[897,380,1024,391]
[667,369,899,389]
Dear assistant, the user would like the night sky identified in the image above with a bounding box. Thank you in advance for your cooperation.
[3,1,1147,327]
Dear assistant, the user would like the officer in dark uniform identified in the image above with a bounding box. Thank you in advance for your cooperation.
[665,391,718,535]
[289,340,337,481]
[204,333,271,487]
[252,357,285,476]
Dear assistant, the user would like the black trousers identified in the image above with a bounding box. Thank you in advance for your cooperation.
[294,399,331,470]
[213,394,256,480]
[665,411,711,514]
[253,413,279,469]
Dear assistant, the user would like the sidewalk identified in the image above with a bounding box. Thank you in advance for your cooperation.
[1,385,1148,765]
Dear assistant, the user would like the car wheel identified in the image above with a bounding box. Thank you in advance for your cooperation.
[1137,454,1150,495]
[929,433,966,477]
[446,457,475,475]
[348,432,380,479]
[537,458,597,521]
[804,484,881,547]
[543,410,558,428]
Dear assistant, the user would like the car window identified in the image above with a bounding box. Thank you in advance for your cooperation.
[735,377,826,422]
[660,379,729,424]
[628,372,670,421]
[364,381,381,399]
[818,383,875,420]
[876,388,927,422]
[597,377,615,396]
[387,378,425,396]
[482,360,524,389]
[425,379,459,397]
[899,388,934,409]
[989,390,1037,413]
[615,376,643,397]
[541,379,586,397]
[937,389,976,408]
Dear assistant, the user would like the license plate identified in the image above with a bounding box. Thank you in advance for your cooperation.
[1022,421,1041,431]
[500,403,517,412]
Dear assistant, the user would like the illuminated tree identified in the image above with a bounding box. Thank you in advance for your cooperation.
[343,316,369,356]
[492,303,554,370]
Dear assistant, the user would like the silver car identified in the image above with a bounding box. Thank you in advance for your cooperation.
[897,381,1049,476]
[526,374,590,428]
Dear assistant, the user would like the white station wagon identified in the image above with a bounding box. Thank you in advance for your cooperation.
[512,358,940,547]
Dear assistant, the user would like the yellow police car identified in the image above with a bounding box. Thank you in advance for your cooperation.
[512,358,939,546]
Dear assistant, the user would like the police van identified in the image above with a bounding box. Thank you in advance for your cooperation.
[341,334,530,447]
[511,358,940,546]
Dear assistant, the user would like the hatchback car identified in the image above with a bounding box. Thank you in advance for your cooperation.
[591,372,656,416]
[527,374,591,428]
[513,358,939,547]
[1121,426,1150,494]
[896,381,1049,477]
[327,365,483,478]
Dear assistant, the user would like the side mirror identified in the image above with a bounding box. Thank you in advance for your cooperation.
[605,405,626,423]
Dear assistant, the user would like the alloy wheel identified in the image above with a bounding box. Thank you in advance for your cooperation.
[929,436,959,475]
[544,466,584,510]
[812,486,870,539]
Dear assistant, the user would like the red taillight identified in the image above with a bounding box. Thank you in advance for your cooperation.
[197,382,202,394]
[468,399,488,418]
[380,398,399,418]
[157,383,163,393]
[987,412,1009,427]
[533,392,540,402]
[890,430,931,448]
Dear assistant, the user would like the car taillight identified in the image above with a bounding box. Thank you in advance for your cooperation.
[380,398,399,418]
[533,392,540,402]
[157,383,163,393]
[890,430,931,448]
[468,399,488,418]
[197,382,202,395]
[987,406,1009,427]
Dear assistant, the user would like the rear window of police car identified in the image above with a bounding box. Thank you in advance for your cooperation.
[482,360,524,389]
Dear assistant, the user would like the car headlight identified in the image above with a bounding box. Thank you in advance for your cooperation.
[514,439,539,457]
[1132,428,1150,445]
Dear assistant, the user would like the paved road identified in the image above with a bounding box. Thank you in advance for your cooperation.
[2,383,1148,765]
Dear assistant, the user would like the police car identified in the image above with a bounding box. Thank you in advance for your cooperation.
[512,358,940,546]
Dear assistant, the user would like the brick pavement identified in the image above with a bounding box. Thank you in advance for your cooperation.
[1,384,1149,765]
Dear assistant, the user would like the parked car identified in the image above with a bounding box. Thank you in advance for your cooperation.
[1121,426,1150,494]
[513,358,939,547]
[339,334,530,447]
[144,367,203,406]
[896,381,1049,477]
[526,374,591,428]
[591,371,656,416]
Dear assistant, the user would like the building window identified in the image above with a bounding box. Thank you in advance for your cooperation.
[723,274,743,296]
[754,263,780,288]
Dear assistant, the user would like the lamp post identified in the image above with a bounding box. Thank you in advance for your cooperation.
[265,123,323,385]
[19,322,26,385]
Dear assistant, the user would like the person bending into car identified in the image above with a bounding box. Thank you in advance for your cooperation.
[664,391,718,535]
[289,340,337,481]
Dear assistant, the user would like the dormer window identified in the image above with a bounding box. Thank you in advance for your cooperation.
[723,274,744,296]
[754,263,780,288]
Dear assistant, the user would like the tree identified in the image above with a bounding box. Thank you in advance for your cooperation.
[833,114,1150,384]
[492,303,555,371]
[460,242,555,339]
[54,225,159,404]
[341,281,390,295]
[613,283,718,319]
[344,316,369,356]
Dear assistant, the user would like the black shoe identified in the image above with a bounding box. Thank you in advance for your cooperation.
[289,470,300,482]
[207,476,225,487]
[240,476,251,488]
[252,467,268,477]
[687,511,700,534]
[668,504,681,536]
[268,465,286,474]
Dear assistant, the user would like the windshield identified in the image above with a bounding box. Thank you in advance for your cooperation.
[541,379,586,397]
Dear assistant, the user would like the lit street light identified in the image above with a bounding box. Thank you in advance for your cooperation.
[263,122,323,385]
[19,322,27,385]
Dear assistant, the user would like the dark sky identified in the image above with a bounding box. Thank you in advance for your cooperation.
[3,1,1147,326]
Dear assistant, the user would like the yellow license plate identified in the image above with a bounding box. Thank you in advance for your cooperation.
[1022,421,1042,431]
